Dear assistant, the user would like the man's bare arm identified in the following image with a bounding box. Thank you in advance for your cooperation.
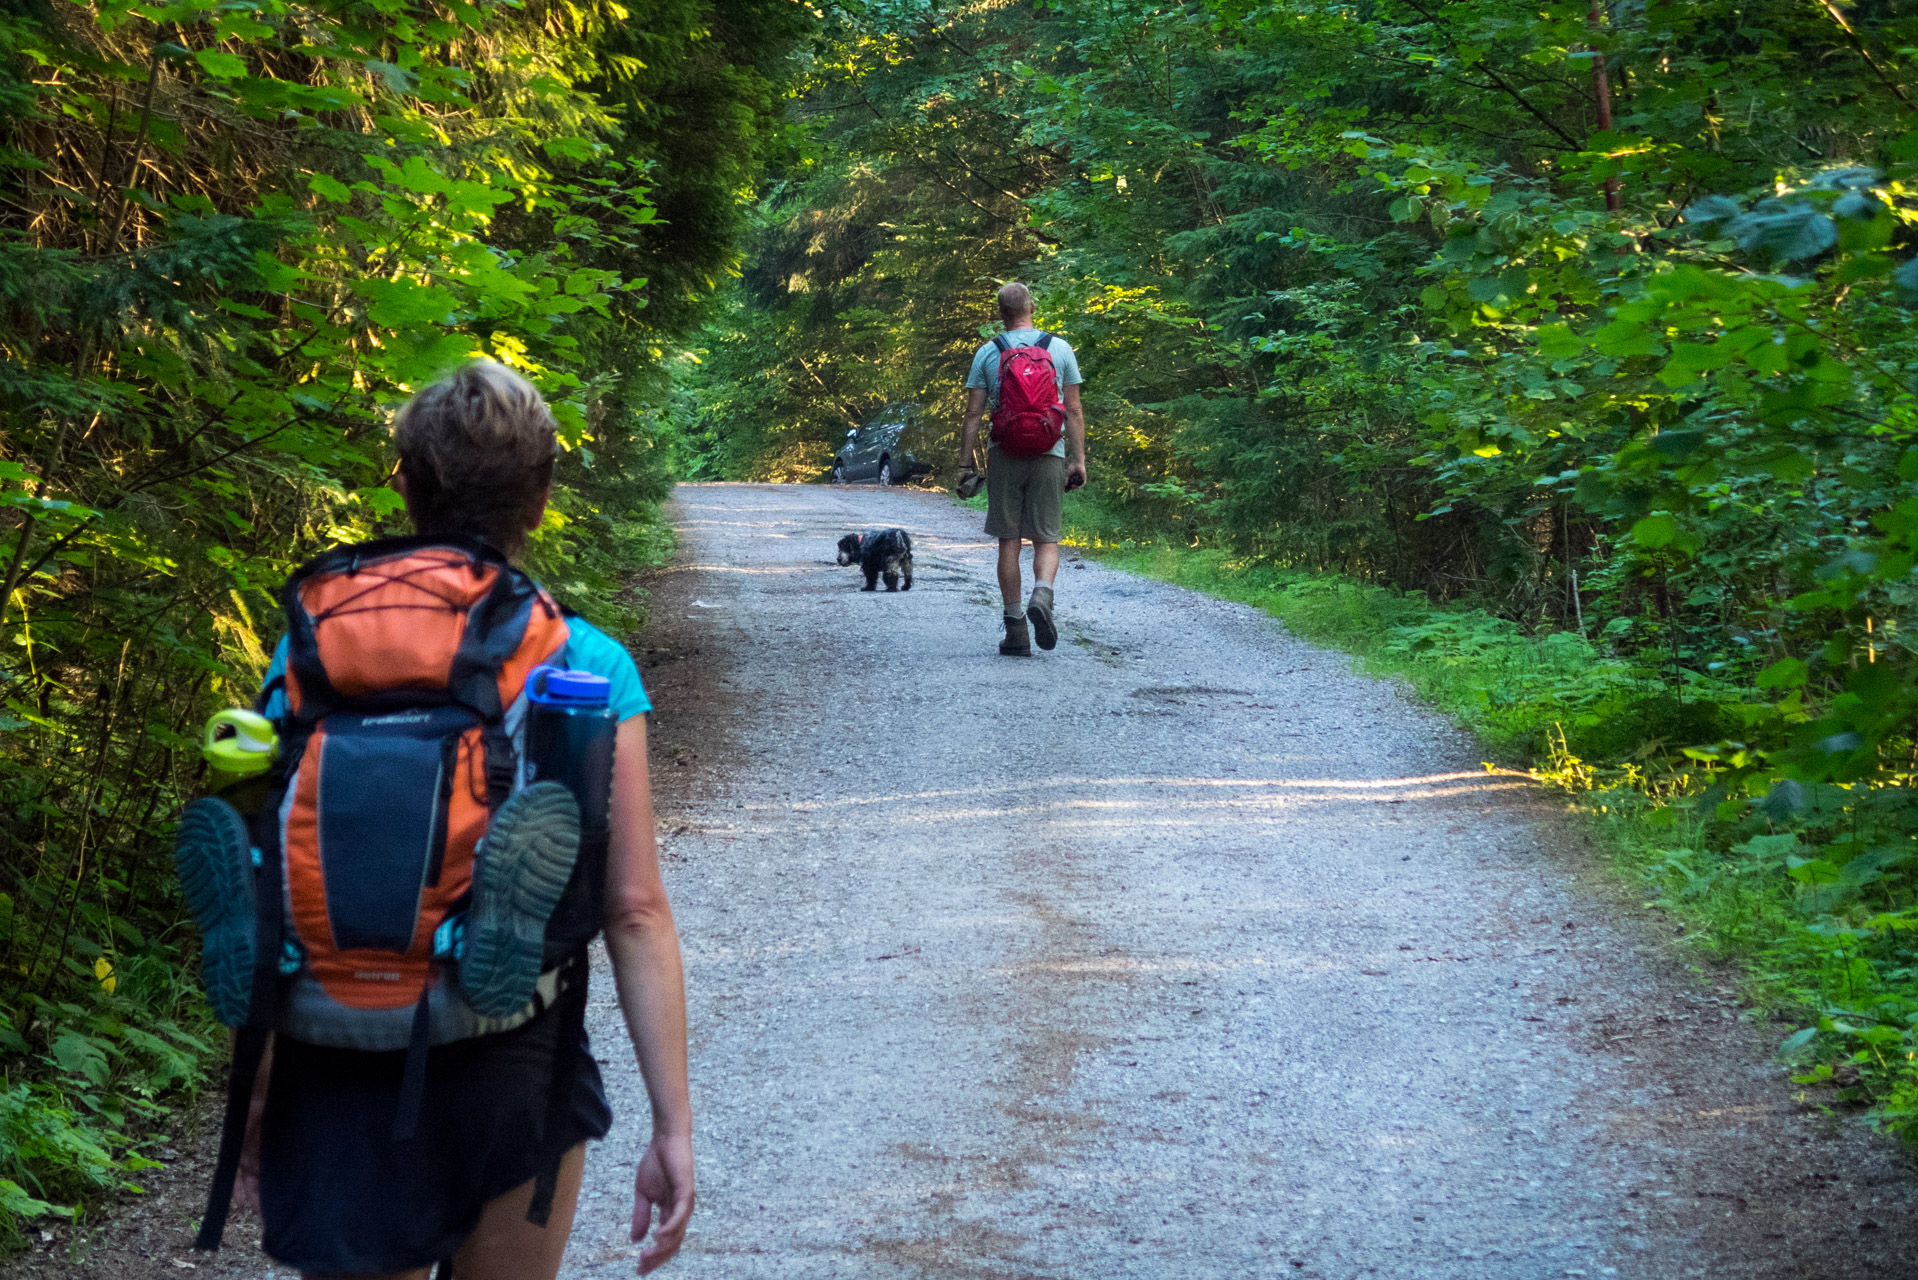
[959,387,987,475]
[1063,383,1087,488]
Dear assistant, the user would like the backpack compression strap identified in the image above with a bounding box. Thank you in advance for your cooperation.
[526,949,590,1226]
[278,534,519,719]
[194,756,290,1252]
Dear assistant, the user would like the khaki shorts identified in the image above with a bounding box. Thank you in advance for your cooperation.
[984,451,1065,544]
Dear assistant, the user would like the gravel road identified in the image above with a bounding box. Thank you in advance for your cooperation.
[566,484,1918,1279]
[14,480,1918,1280]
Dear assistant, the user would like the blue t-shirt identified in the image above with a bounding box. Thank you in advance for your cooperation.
[260,613,650,722]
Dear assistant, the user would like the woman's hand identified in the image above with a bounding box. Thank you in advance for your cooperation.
[633,1129,695,1274]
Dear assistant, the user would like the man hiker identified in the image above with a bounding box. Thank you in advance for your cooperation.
[956,282,1087,656]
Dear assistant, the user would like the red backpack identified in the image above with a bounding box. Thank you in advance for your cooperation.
[989,332,1066,458]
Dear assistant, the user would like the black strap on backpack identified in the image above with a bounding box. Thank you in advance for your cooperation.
[990,331,1052,355]
[526,948,591,1226]
[194,765,289,1252]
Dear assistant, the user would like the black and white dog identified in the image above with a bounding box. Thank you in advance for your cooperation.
[837,528,914,592]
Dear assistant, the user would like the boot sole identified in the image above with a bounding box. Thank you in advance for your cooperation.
[460,781,581,1018]
[175,798,257,1028]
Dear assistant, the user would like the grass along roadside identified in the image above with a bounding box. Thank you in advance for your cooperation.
[986,486,1918,1142]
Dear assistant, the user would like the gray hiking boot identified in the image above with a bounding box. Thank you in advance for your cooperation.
[1027,584,1057,651]
[459,781,580,1018]
[1000,613,1032,656]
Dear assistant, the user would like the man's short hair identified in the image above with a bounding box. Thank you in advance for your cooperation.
[997,282,1033,325]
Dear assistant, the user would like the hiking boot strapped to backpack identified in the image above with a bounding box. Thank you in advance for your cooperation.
[176,536,615,1250]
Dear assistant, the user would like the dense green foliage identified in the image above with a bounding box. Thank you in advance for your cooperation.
[11,0,1918,1234]
[0,0,804,1230]
[692,0,1918,1134]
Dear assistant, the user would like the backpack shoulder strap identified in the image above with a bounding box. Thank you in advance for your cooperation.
[448,557,550,805]
[991,333,1010,354]
[1036,332,1053,349]
[195,772,289,1252]
[253,672,286,717]
[526,948,591,1226]
[278,560,336,719]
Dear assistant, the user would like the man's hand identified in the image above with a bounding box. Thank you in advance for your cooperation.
[1065,458,1087,492]
[634,1129,695,1274]
[956,453,983,497]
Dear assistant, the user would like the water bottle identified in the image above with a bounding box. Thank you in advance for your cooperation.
[522,665,617,957]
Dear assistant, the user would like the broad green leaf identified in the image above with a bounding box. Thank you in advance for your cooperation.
[1535,324,1584,361]
[309,174,352,204]
[1757,658,1809,690]
[1593,319,1659,358]
[1631,513,1679,549]
[354,277,457,328]
[1778,1027,1818,1056]
[195,49,249,79]
[50,1030,105,1078]
[1786,855,1841,884]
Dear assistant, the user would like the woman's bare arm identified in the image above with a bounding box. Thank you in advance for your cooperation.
[602,715,694,1274]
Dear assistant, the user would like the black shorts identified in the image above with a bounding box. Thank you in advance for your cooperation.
[259,1005,614,1275]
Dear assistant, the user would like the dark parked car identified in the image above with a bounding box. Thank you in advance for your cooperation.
[830,403,934,486]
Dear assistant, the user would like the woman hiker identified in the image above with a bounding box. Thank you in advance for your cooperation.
[220,361,694,1279]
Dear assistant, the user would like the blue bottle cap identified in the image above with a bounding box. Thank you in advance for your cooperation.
[526,664,612,707]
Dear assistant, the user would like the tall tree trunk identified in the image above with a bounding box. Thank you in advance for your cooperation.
[1589,0,1620,213]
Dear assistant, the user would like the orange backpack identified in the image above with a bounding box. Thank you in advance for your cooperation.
[274,537,567,1038]
[196,536,577,1250]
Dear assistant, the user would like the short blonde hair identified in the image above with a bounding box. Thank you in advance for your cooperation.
[997,281,1033,325]
[392,360,557,554]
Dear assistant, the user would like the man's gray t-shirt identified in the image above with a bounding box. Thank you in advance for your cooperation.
[966,328,1082,459]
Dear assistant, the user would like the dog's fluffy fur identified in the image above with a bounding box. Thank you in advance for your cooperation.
[837,528,914,592]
